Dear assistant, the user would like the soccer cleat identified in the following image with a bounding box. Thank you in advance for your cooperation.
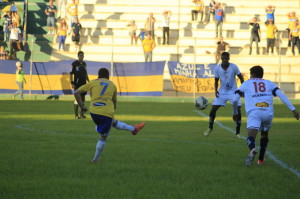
[91,160,99,163]
[131,122,146,135]
[257,160,264,165]
[245,148,257,167]
[203,128,212,136]
[75,115,80,119]
[80,115,87,119]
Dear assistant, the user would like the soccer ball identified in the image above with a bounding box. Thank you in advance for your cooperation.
[195,96,208,110]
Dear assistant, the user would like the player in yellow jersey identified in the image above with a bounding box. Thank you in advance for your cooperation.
[74,68,145,162]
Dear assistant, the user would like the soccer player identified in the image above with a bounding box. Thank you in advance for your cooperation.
[232,65,299,166]
[203,52,244,137]
[70,51,89,119]
[74,68,145,163]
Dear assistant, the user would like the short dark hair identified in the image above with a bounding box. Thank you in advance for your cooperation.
[250,65,264,78]
[98,68,109,79]
[78,51,84,57]
[221,52,230,57]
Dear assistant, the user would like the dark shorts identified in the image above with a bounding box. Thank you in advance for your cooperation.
[90,113,113,136]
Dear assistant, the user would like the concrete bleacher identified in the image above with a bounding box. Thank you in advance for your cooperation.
[24,0,300,96]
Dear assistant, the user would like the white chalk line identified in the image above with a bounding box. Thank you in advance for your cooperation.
[195,110,300,178]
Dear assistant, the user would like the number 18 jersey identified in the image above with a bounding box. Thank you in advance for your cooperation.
[77,78,117,118]
[236,78,279,114]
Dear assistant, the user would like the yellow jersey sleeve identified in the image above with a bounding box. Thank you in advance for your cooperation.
[77,78,117,118]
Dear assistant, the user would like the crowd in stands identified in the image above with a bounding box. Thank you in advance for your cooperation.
[1,0,300,61]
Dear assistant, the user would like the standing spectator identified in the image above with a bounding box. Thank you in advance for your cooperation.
[287,12,298,47]
[127,20,138,45]
[45,0,57,35]
[161,10,172,45]
[289,21,300,56]
[144,13,156,39]
[0,46,9,60]
[71,17,82,52]
[9,22,21,60]
[203,52,244,137]
[206,0,216,23]
[191,0,204,22]
[67,0,79,35]
[70,51,90,119]
[215,36,230,63]
[13,61,26,100]
[142,33,156,62]
[11,11,20,28]
[214,2,225,38]
[247,17,261,55]
[265,5,275,23]
[265,19,278,55]
[57,18,68,51]
[57,0,67,19]
[1,11,12,42]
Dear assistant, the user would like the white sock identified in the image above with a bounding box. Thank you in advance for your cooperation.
[93,139,106,161]
[114,120,135,132]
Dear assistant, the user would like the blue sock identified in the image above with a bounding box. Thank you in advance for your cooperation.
[93,139,106,161]
[246,136,256,150]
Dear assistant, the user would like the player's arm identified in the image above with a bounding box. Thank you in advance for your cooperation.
[232,90,243,121]
[214,77,219,97]
[275,89,299,120]
[237,73,244,84]
[74,89,88,113]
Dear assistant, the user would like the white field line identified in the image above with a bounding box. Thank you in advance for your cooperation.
[195,110,300,178]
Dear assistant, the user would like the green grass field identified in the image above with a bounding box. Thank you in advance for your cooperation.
[0,99,300,199]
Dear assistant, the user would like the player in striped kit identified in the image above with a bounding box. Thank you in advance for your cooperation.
[232,65,299,166]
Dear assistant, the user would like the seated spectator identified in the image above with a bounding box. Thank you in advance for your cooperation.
[71,17,82,52]
[0,46,9,60]
[265,5,275,23]
[127,20,138,45]
[287,12,298,47]
[57,18,68,51]
[191,0,204,22]
[215,36,230,63]
[265,19,278,55]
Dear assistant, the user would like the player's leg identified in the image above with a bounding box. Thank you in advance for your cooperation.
[80,92,86,118]
[258,130,269,164]
[204,105,222,136]
[112,119,145,135]
[235,106,242,136]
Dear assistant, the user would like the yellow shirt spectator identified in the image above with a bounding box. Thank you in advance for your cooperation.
[193,0,204,11]
[142,37,156,53]
[290,25,300,37]
[67,1,78,16]
[266,24,278,39]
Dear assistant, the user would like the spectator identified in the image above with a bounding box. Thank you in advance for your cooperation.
[67,0,79,35]
[215,36,230,63]
[289,21,300,56]
[265,19,278,55]
[9,21,21,60]
[265,5,275,23]
[127,20,138,45]
[191,0,204,22]
[71,17,82,52]
[57,0,67,19]
[161,10,172,45]
[287,12,298,47]
[138,29,147,43]
[11,11,21,28]
[1,11,12,42]
[142,33,156,62]
[214,2,225,38]
[0,46,9,60]
[13,61,26,100]
[206,0,216,23]
[144,13,156,39]
[57,18,68,51]
[45,0,57,35]
[247,17,261,55]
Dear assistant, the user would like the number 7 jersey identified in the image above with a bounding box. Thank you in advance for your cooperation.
[236,78,279,114]
[77,78,117,118]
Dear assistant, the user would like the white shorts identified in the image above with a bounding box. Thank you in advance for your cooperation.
[247,109,273,131]
[212,93,241,113]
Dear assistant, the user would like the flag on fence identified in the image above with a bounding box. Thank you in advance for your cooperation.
[168,61,217,93]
